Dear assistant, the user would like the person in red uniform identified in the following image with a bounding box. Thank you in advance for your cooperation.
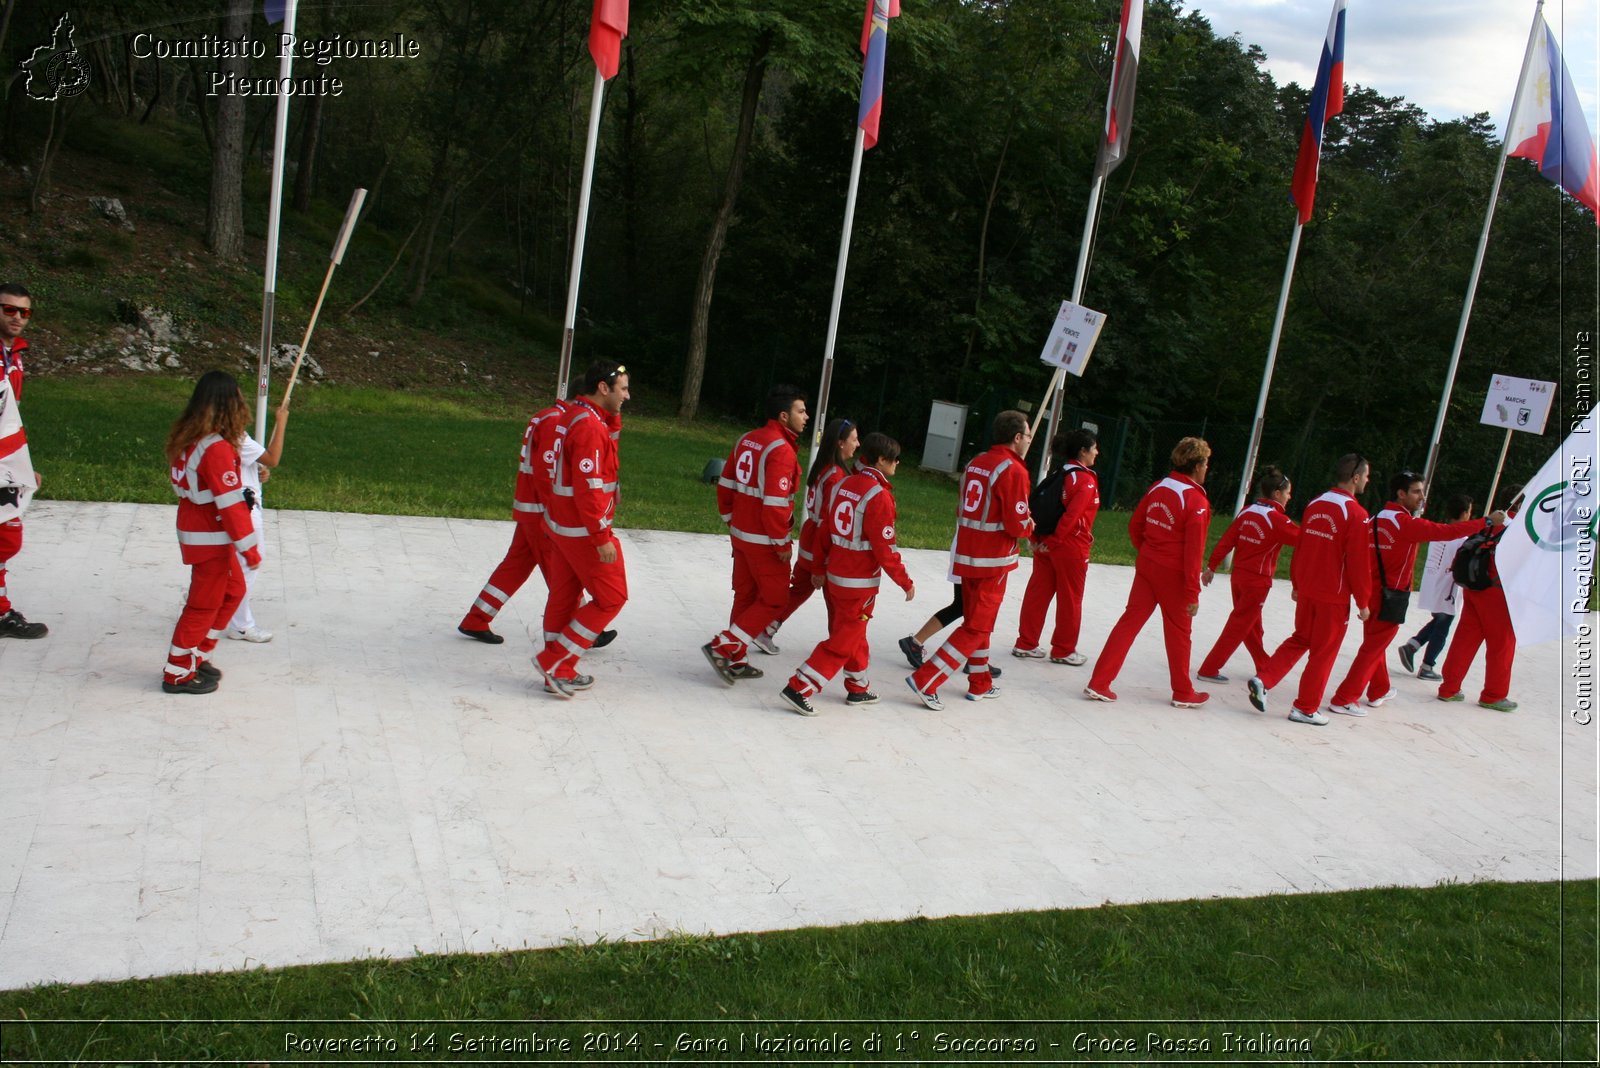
[162,372,261,695]
[1085,437,1214,707]
[757,416,858,656]
[457,400,567,643]
[1246,453,1372,726]
[1326,471,1503,716]
[1013,428,1099,665]
[906,411,1035,710]
[779,432,914,715]
[1437,524,1518,712]
[534,360,630,698]
[704,385,808,684]
[1195,466,1299,683]
[0,282,46,639]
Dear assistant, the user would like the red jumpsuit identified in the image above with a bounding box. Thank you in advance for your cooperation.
[910,445,1034,699]
[1197,498,1300,677]
[1256,488,1372,715]
[459,401,566,635]
[787,466,912,700]
[711,418,801,665]
[770,461,851,636]
[166,434,261,685]
[535,397,626,681]
[0,338,28,615]
[1439,538,1516,704]
[1088,471,1211,700]
[1015,461,1099,658]
[1328,506,1481,707]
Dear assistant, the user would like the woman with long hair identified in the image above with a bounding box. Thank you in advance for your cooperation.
[1194,465,1299,683]
[755,416,859,655]
[162,371,261,694]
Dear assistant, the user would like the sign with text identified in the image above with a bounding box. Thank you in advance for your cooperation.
[1479,374,1555,434]
[1038,300,1106,378]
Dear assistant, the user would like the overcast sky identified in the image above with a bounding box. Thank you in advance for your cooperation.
[1182,0,1599,133]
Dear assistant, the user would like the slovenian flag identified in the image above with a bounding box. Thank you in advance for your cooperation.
[1289,0,1347,224]
[1096,0,1144,176]
[589,0,629,81]
[1507,15,1600,222]
[857,0,900,150]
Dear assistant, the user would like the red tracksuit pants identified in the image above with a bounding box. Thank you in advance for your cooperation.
[164,552,245,685]
[1087,561,1195,698]
[1015,541,1088,657]
[1198,576,1271,678]
[1330,593,1401,706]
[1257,598,1351,715]
[536,533,628,677]
[910,573,1007,698]
[1439,584,1515,703]
[788,587,873,698]
[770,559,820,634]
[460,515,546,633]
[0,517,20,614]
[712,544,791,664]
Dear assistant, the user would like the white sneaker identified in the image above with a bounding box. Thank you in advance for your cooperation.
[1287,708,1329,726]
[228,626,273,643]
[1327,702,1367,717]
[1011,646,1046,658]
[1051,652,1088,666]
[1366,688,1397,708]
[752,631,780,656]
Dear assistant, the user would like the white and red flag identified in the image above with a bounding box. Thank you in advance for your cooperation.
[1095,0,1144,176]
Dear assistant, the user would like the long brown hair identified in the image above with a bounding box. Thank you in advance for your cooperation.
[166,371,248,464]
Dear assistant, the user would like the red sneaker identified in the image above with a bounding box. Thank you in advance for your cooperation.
[1171,692,1210,708]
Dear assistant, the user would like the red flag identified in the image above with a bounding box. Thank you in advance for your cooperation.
[589,0,628,80]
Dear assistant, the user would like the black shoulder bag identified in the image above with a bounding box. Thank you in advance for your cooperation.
[1373,516,1410,624]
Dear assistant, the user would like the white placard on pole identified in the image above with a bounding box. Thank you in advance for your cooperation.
[1037,300,1107,377]
[1478,374,1556,434]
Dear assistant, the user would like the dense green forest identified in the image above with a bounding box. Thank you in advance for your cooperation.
[1,0,1592,510]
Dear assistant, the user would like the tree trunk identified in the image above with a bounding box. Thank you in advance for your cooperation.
[957,126,1013,389]
[678,31,773,421]
[204,0,250,260]
[291,92,324,211]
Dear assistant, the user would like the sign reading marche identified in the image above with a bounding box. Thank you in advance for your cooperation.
[1038,300,1107,377]
[1479,374,1555,433]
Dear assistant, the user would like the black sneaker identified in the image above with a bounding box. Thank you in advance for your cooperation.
[196,660,222,680]
[592,629,617,649]
[845,690,880,706]
[1397,641,1417,674]
[458,624,504,645]
[0,610,47,639]
[728,662,764,680]
[898,636,924,669]
[779,686,817,717]
[701,643,737,686]
[162,673,219,695]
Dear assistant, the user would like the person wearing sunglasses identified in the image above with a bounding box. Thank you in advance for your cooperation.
[0,282,46,640]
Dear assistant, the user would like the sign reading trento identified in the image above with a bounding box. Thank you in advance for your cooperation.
[1479,374,1555,434]
[1038,300,1106,378]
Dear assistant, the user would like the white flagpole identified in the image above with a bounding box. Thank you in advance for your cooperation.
[255,0,298,443]
[808,127,867,472]
[1034,170,1105,477]
[1232,218,1304,518]
[557,68,607,401]
[1421,0,1545,495]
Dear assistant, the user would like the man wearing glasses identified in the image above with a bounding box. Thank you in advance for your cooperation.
[0,283,46,639]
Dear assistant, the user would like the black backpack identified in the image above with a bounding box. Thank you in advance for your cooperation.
[1450,522,1500,591]
[1029,465,1072,538]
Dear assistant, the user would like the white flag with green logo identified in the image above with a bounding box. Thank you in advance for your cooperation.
[1497,410,1596,644]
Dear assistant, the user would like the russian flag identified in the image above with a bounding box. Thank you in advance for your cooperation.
[857,0,900,150]
[1507,16,1600,222]
[1289,0,1347,225]
[589,0,629,81]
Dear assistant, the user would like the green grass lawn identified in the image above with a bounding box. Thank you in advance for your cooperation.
[0,881,1593,1062]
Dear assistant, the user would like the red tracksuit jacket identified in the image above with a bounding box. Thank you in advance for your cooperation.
[2,337,25,400]
[1292,488,1373,609]
[170,434,258,564]
[817,466,912,593]
[1368,504,1482,592]
[1208,498,1300,585]
[515,400,567,520]
[717,419,800,553]
[1129,471,1211,601]
[952,445,1034,578]
[798,461,851,569]
[545,397,620,546]
[1042,463,1100,558]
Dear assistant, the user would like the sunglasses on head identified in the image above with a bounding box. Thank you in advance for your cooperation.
[1,304,30,319]
[602,364,627,382]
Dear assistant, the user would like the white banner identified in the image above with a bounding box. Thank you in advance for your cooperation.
[1497,410,1596,645]
[0,377,36,523]
[1038,300,1106,378]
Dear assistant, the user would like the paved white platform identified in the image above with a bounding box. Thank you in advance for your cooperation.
[0,500,1591,990]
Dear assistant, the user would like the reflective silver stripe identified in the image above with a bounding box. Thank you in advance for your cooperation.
[173,486,216,504]
[952,551,1018,568]
[797,663,828,691]
[168,644,190,658]
[483,584,509,602]
[957,457,1015,532]
[234,530,260,552]
[544,515,611,538]
[730,526,787,547]
[831,482,884,552]
[831,532,870,551]
[828,573,881,589]
[177,530,233,546]
[957,517,1006,532]
[570,619,599,642]
[718,511,733,523]
[473,597,499,616]
[164,662,193,678]
[513,500,543,513]
[556,632,586,658]
[519,463,536,474]
[754,438,783,497]
[797,547,814,563]
[214,488,247,510]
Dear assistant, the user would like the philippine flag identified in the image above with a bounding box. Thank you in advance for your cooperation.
[1288,0,1347,224]
[857,0,901,150]
[1506,15,1600,222]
